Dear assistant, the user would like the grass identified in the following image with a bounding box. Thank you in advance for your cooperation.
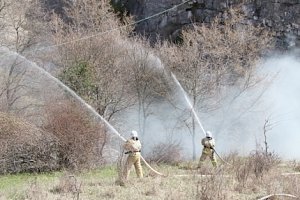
[0,160,299,200]
[0,171,61,199]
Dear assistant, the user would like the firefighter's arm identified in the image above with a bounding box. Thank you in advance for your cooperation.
[209,139,215,149]
[123,140,133,151]
[201,138,211,148]
[201,138,206,146]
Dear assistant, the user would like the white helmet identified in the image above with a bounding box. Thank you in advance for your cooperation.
[206,131,212,138]
[131,130,138,138]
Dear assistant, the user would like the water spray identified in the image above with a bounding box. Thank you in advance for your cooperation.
[170,72,230,165]
[0,48,164,176]
[171,73,206,136]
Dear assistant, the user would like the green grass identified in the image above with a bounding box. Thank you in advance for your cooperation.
[0,171,61,199]
[80,166,117,179]
[0,173,30,191]
[0,162,299,200]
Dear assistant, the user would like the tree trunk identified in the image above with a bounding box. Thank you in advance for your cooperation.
[192,117,196,160]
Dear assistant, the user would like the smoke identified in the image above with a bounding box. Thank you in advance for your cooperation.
[259,52,300,159]
[207,51,300,160]
[117,50,300,161]
[2,44,299,161]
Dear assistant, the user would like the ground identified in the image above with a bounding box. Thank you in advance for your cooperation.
[0,160,299,200]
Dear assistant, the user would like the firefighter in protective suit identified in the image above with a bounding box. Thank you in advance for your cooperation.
[198,131,217,168]
[123,130,143,179]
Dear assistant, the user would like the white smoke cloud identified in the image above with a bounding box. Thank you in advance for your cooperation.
[208,51,300,160]
[3,44,299,161]
[121,50,300,161]
[114,50,300,161]
[260,53,300,159]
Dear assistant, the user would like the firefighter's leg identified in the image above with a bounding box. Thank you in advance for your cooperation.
[124,155,135,180]
[134,154,143,178]
[198,151,208,168]
[210,152,217,167]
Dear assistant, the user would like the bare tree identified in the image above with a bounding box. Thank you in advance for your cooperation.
[125,38,169,141]
[48,0,134,122]
[0,58,26,112]
[158,8,274,160]
[0,1,43,115]
[0,49,42,116]
[0,0,8,31]
[0,0,37,53]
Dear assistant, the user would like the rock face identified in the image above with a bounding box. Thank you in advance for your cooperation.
[119,0,300,48]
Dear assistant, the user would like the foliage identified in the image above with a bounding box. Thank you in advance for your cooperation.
[59,61,96,99]
[231,147,280,191]
[50,0,135,120]
[0,112,61,174]
[146,141,182,165]
[125,37,170,138]
[43,99,107,170]
[158,8,274,110]
[157,8,274,160]
[249,148,280,178]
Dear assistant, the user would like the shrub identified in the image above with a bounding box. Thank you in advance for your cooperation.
[146,141,182,165]
[249,149,280,178]
[196,169,227,200]
[232,148,280,190]
[0,112,60,174]
[43,99,107,170]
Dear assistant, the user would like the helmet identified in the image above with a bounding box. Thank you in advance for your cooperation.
[206,131,212,138]
[131,130,138,138]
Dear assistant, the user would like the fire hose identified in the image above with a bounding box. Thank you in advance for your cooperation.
[140,156,165,176]
[212,148,232,166]
[120,137,165,176]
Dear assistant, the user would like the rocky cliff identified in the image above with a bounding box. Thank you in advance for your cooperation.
[116,0,300,49]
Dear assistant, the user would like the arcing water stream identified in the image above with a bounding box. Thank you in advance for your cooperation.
[171,73,207,137]
[0,47,164,176]
[1,48,126,142]
[170,72,230,164]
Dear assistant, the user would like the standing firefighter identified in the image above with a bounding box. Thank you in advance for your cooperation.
[123,130,143,179]
[198,131,217,168]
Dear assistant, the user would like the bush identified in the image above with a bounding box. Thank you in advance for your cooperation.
[43,99,107,170]
[146,142,182,165]
[230,148,280,190]
[249,149,280,178]
[0,112,60,174]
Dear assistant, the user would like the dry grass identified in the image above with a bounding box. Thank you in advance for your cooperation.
[0,155,299,200]
[0,112,60,174]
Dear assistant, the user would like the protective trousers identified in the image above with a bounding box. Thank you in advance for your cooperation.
[198,147,217,167]
[124,152,143,179]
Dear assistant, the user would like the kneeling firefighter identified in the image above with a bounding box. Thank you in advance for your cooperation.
[123,130,143,179]
[198,131,217,168]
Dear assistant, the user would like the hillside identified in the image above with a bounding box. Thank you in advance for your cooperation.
[0,1,300,199]
[0,0,300,199]
[115,0,300,49]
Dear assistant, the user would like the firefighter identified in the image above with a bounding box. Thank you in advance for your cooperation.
[123,130,143,179]
[198,131,217,168]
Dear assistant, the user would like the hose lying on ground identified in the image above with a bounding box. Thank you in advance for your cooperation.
[140,156,166,177]
[257,193,298,200]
